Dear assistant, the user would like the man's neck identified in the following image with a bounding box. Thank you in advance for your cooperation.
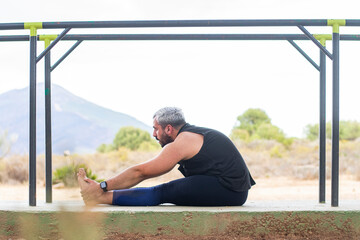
[174,123,187,137]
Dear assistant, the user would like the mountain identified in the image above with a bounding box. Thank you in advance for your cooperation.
[0,83,152,154]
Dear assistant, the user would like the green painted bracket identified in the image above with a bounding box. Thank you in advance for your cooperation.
[39,35,58,48]
[327,19,346,33]
[313,34,332,46]
[24,22,43,36]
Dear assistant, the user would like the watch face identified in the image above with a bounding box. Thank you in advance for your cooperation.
[100,181,107,189]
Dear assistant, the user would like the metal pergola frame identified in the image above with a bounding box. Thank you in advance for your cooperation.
[1,19,358,207]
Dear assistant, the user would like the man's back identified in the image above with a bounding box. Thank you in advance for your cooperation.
[177,123,255,192]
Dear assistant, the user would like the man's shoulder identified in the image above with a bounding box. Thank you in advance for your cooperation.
[174,131,204,160]
[177,131,203,141]
[180,123,215,134]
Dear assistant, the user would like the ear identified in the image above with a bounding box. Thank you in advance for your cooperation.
[165,124,173,134]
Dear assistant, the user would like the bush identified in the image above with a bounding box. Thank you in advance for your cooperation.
[270,145,283,158]
[6,160,28,183]
[235,108,271,136]
[255,123,284,140]
[96,144,115,153]
[305,120,360,141]
[113,126,158,150]
[97,126,160,152]
[0,129,13,158]
[230,129,250,142]
[138,141,161,151]
[53,163,102,187]
[231,108,293,146]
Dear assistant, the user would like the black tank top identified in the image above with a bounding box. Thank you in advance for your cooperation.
[177,123,255,192]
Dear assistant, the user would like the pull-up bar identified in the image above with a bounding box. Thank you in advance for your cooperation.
[0,19,330,30]
[1,19,358,207]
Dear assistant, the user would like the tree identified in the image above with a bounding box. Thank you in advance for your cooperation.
[304,123,320,141]
[255,123,285,141]
[97,126,160,152]
[235,108,271,136]
[113,126,155,150]
[231,108,292,146]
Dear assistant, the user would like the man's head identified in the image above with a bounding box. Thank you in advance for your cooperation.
[152,107,186,147]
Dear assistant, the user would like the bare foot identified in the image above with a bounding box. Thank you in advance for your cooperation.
[77,168,109,206]
[77,168,96,206]
[77,168,89,190]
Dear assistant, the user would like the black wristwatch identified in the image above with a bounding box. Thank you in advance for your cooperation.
[100,181,108,192]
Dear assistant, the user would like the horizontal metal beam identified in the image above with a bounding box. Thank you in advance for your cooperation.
[0,22,24,30]
[340,35,360,40]
[0,19,331,30]
[41,19,330,29]
[3,19,360,31]
[343,20,360,26]
[2,34,360,42]
[59,34,313,41]
[0,35,29,41]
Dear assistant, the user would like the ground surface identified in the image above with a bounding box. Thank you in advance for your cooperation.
[1,177,359,202]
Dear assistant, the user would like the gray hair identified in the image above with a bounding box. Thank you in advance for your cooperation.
[153,107,186,129]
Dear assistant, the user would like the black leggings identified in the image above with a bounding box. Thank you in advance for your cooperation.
[112,175,248,206]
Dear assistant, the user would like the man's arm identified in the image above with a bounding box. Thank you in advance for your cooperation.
[79,131,202,202]
[106,132,200,190]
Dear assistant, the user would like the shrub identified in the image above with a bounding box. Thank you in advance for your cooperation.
[305,120,360,141]
[230,129,250,142]
[138,141,162,151]
[96,143,114,153]
[6,161,28,183]
[97,126,160,152]
[113,126,159,151]
[0,129,13,158]
[231,108,293,147]
[255,123,285,141]
[53,163,102,187]
[1,155,29,184]
[270,145,283,158]
[0,158,5,181]
[234,108,271,136]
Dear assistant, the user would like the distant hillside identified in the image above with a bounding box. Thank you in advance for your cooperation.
[0,83,152,154]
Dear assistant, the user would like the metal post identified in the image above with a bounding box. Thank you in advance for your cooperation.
[331,26,340,207]
[319,43,326,203]
[44,40,52,203]
[29,31,37,206]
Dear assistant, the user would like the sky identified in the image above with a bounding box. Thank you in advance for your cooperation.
[1,0,360,138]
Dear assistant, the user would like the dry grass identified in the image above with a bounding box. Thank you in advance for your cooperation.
[0,139,359,185]
[235,138,360,181]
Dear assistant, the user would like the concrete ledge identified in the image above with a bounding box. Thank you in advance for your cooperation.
[1,200,359,239]
[1,200,359,212]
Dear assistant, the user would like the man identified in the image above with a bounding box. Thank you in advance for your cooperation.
[78,107,255,206]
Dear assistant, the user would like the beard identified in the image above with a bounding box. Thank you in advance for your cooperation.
[156,133,173,148]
